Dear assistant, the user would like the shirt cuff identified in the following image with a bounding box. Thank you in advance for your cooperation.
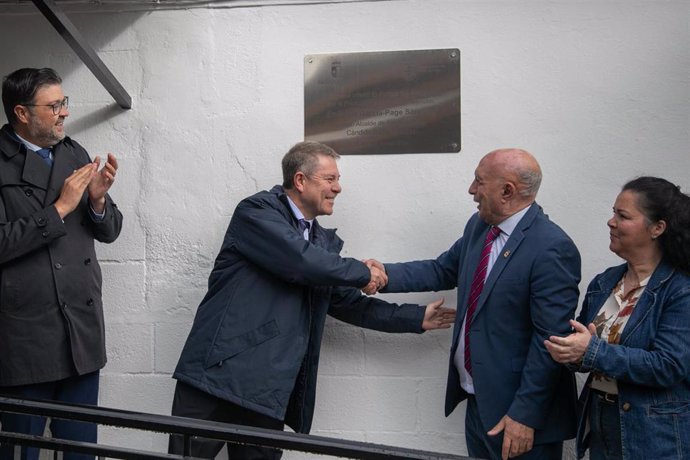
[89,205,106,221]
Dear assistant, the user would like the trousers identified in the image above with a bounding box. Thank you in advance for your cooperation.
[168,381,284,460]
[464,395,563,460]
[0,371,99,460]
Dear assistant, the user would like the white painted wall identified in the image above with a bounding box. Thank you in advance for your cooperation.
[0,0,688,458]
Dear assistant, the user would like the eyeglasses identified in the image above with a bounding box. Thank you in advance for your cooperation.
[24,96,69,115]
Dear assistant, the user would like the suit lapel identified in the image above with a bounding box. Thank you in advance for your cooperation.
[585,266,625,325]
[457,233,485,317]
[1,127,50,204]
[44,142,81,206]
[21,147,51,190]
[471,204,539,319]
[620,263,672,344]
[451,222,493,346]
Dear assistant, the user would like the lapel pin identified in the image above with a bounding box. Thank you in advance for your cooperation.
[503,250,511,258]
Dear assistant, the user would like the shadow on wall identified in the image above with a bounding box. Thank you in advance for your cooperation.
[0,6,145,131]
[67,103,128,137]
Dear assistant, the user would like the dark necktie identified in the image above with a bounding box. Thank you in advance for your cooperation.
[35,148,53,167]
[298,219,311,240]
[464,226,502,375]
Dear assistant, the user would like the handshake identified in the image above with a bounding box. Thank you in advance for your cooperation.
[360,259,456,331]
[362,259,387,295]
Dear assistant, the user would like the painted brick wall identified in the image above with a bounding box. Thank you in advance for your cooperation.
[0,1,687,458]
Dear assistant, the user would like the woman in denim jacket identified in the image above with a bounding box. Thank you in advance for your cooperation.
[544,176,690,460]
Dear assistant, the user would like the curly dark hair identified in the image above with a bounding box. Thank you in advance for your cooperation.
[622,176,690,274]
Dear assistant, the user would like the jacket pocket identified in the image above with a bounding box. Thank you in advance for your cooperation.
[204,320,280,368]
[0,256,53,315]
[649,401,690,415]
[643,401,690,458]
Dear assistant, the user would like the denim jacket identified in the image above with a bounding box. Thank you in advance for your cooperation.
[574,261,690,459]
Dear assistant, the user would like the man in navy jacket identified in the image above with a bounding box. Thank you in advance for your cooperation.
[368,149,581,460]
[169,141,454,459]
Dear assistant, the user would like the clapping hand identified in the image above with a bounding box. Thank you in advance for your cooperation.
[88,153,118,213]
[55,162,98,219]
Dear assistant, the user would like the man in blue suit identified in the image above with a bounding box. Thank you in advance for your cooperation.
[367,149,581,459]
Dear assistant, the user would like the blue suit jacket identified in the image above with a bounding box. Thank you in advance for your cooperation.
[384,203,581,444]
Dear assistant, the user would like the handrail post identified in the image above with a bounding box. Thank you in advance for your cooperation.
[183,434,191,457]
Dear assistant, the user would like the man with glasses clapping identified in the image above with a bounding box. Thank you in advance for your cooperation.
[0,67,123,460]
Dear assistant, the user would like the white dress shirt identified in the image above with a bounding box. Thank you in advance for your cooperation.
[286,195,313,241]
[454,206,530,394]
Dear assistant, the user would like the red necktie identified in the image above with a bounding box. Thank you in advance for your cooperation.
[464,226,502,375]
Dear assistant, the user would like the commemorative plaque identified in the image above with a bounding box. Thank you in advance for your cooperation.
[304,48,460,155]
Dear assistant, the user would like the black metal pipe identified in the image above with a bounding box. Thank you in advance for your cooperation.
[30,0,133,109]
[0,397,474,460]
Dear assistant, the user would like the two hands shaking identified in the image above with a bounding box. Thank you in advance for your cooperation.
[361,259,456,331]
[362,258,388,296]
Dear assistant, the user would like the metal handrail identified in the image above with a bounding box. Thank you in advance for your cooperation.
[0,431,191,460]
[0,396,473,460]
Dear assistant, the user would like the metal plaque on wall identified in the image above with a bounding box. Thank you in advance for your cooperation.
[304,48,460,155]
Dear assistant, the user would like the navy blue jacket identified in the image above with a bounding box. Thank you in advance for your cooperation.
[173,186,425,433]
[574,261,690,459]
[383,203,581,444]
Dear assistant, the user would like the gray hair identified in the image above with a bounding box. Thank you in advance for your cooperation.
[516,168,542,197]
[281,141,339,189]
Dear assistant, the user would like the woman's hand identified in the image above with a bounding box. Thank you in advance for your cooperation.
[544,319,597,364]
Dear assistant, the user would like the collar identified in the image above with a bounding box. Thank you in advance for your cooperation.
[13,132,45,153]
[0,124,63,159]
[495,205,531,237]
[286,195,314,227]
[596,260,676,294]
[0,124,24,158]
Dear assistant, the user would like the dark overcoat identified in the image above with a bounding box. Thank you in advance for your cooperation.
[173,186,425,433]
[0,124,123,386]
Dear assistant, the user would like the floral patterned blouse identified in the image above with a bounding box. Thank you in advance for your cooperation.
[589,273,650,394]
